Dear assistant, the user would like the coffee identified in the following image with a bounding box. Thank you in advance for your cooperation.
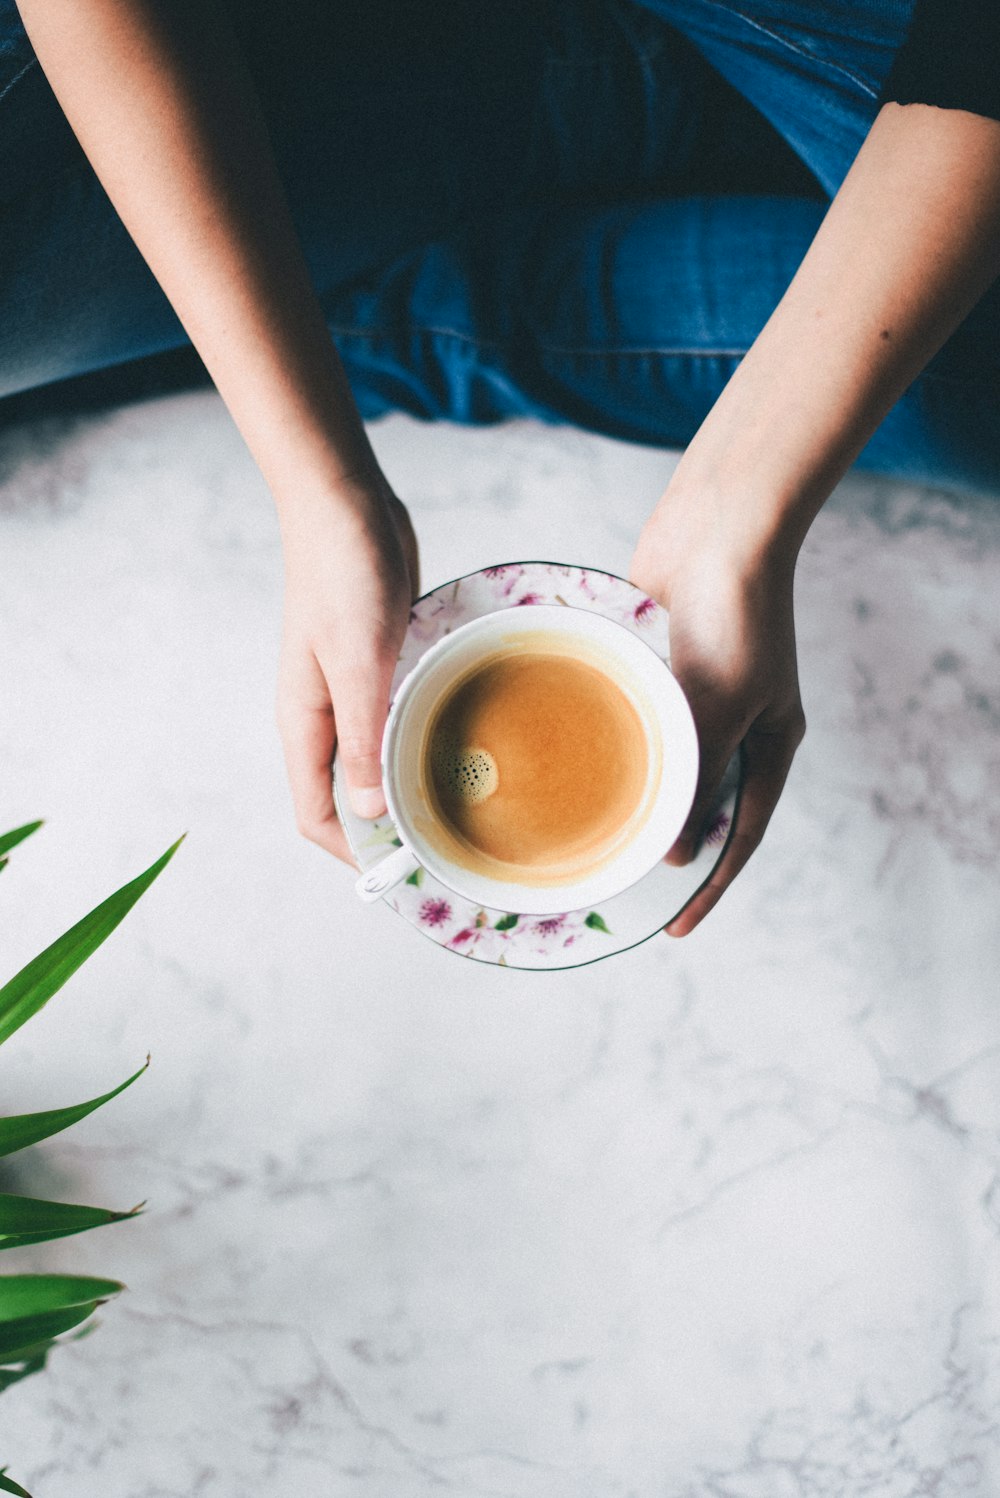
[417,633,653,886]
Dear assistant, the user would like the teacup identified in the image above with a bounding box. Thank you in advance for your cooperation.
[350,604,698,916]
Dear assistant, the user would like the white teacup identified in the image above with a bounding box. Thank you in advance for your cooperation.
[352,604,698,916]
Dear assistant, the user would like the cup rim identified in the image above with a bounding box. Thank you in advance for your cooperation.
[380,605,698,914]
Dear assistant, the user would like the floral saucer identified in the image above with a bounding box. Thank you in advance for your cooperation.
[333,562,741,971]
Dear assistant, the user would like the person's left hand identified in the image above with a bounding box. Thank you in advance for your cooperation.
[630,485,807,937]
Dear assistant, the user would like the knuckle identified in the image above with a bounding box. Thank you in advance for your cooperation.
[331,627,398,673]
[296,812,329,845]
[337,733,383,763]
[275,684,327,732]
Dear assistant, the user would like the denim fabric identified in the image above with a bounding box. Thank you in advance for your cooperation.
[1,0,998,492]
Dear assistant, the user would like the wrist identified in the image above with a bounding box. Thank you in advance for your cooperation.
[648,461,803,593]
[271,461,394,539]
[260,357,389,524]
[668,395,835,563]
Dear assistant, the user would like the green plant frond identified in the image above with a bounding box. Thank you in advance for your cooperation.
[0,838,183,1048]
[0,1058,149,1158]
[0,1334,58,1372]
[0,1192,143,1250]
[0,823,43,861]
[0,829,167,1466]
[0,1302,100,1359]
[0,1316,96,1385]
[0,1360,49,1390]
[0,1229,112,1252]
[0,1466,33,1496]
[0,1275,123,1321]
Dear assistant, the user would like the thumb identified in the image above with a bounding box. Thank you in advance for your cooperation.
[664,669,745,865]
[666,724,741,866]
[325,642,398,820]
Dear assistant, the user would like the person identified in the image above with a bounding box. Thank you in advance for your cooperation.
[3,0,999,937]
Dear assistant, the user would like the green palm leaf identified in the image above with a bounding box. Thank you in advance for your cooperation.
[0,824,43,862]
[0,1275,122,1321]
[0,1320,97,1390]
[0,838,183,1048]
[0,1357,48,1393]
[0,1193,142,1250]
[0,1467,33,1496]
[0,1059,149,1158]
[0,1229,118,1252]
[0,1302,104,1361]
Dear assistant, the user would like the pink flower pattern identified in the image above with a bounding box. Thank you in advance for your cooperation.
[419,898,452,928]
[533,915,566,937]
[482,564,524,597]
[704,810,732,847]
[342,562,739,968]
[434,907,612,961]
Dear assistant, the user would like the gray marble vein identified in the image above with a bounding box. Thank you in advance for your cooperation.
[1,396,998,1495]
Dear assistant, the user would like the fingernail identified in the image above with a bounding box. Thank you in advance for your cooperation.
[350,786,387,819]
[664,840,692,867]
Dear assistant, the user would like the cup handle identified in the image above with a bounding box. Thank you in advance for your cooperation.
[355,844,420,903]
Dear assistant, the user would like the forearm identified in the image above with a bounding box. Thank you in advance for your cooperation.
[17,0,379,514]
[631,103,1000,934]
[669,102,1000,559]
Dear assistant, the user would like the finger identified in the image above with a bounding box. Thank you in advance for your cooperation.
[665,719,803,938]
[665,744,740,867]
[277,677,358,867]
[324,642,398,820]
[665,696,744,867]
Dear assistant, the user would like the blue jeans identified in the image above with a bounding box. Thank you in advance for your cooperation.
[1,0,998,492]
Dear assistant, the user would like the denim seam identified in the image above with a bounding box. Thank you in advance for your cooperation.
[332,325,748,357]
[330,326,999,383]
[333,324,503,352]
[0,55,37,109]
[702,1,878,100]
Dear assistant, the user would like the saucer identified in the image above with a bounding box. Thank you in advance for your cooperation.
[333,561,741,970]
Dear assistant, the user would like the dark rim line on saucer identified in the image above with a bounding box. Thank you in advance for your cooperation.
[409,557,645,610]
[393,751,744,970]
[341,561,743,968]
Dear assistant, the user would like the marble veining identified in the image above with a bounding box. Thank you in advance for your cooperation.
[0,393,998,1495]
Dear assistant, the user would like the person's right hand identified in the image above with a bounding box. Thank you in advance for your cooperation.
[275,476,420,866]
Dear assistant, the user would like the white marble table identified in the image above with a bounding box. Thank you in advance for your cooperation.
[1,395,998,1496]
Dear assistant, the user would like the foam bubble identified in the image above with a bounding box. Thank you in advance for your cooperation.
[433,742,498,803]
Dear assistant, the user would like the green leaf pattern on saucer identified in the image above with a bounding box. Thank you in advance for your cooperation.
[336,562,741,970]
